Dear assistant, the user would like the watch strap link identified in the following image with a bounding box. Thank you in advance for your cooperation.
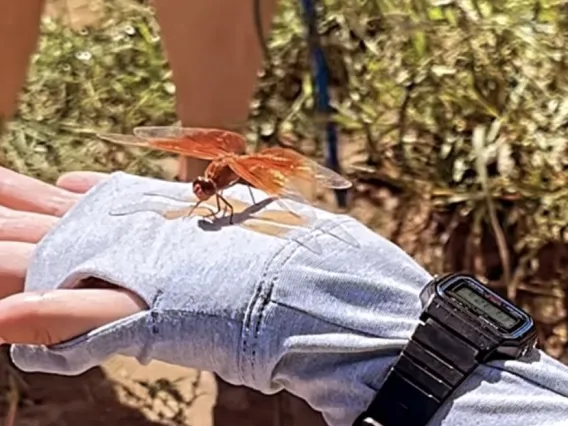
[355,313,483,426]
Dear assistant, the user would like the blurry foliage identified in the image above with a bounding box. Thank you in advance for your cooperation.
[1,0,173,181]
[1,0,568,356]
[0,347,25,424]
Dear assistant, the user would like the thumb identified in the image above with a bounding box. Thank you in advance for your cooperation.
[0,287,147,346]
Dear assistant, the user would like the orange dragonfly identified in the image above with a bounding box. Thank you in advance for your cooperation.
[97,126,352,223]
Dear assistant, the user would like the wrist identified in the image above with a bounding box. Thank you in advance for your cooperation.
[237,217,430,425]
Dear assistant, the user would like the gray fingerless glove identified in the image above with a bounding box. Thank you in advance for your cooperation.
[11,172,568,426]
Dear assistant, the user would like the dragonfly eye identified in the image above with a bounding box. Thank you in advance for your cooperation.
[193,178,216,199]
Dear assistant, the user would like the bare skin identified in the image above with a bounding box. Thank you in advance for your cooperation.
[152,0,278,181]
[0,0,44,126]
[0,1,279,338]
[0,167,145,346]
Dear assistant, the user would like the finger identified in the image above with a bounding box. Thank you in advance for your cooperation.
[56,171,109,194]
[0,205,58,243]
[0,167,79,217]
[0,287,147,346]
[0,242,34,299]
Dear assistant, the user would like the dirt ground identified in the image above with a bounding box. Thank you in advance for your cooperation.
[2,355,214,426]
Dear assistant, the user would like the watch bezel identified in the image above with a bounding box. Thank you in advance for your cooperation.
[420,274,535,341]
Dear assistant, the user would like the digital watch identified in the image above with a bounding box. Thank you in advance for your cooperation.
[354,273,537,426]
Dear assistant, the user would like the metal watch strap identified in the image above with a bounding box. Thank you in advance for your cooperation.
[354,300,500,426]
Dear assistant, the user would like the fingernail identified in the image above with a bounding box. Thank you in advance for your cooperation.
[0,336,6,346]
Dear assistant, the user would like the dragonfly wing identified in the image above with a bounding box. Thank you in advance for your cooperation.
[101,127,247,160]
[307,158,352,189]
[226,156,300,200]
[99,133,229,160]
[97,133,152,148]
[133,126,184,139]
[109,199,188,218]
[143,191,197,203]
[97,131,223,159]
[133,126,248,156]
[98,132,231,162]
[226,154,359,249]
[226,156,318,222]
[257,147,352,189]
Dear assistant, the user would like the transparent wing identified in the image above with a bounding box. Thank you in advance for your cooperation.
[258,147,352,189]
[97,133,153,148]
[142,191,317,229]
[98,127,248,160]
[225,155,319,222]
[225,153,306,198]
[226,154,362,249]
[225,147,353,199]
[108,193,319,246]
[132,126,184,139]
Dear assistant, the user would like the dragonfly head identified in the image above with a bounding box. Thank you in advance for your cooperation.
[193,177,217,200]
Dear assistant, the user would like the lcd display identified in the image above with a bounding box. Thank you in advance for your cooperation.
[453,286,518,330]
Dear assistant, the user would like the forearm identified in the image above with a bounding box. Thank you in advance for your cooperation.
[0,1,44,126]
[152,0,278,180]
[258,276,568,426]
[10,173,568,426]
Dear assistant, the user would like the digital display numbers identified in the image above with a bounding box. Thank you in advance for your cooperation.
[452,286,519,330]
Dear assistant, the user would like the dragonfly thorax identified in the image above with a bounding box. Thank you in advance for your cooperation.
[193,177,217,200]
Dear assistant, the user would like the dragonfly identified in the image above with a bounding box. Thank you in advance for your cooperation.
[97,126,352,223]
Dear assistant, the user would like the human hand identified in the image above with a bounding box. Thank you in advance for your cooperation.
[2,169,567,426]
[0,167,146,346]
[0,169,432,426]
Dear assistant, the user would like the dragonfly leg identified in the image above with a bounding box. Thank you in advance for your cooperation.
[218,193,235,224]
[185,200,202,219]
[217,191,230,218]
[247,185,257,204]
[214,194,223,216]
[214,191,224,215]
[200,195,221,220]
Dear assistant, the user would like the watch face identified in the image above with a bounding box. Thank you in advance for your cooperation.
[450,285,519,330]
[441,276,530,335]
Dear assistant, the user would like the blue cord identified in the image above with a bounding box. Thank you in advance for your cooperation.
[299,0,348,208]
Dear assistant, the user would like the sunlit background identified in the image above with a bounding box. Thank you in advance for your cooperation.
[2,0,568,425]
